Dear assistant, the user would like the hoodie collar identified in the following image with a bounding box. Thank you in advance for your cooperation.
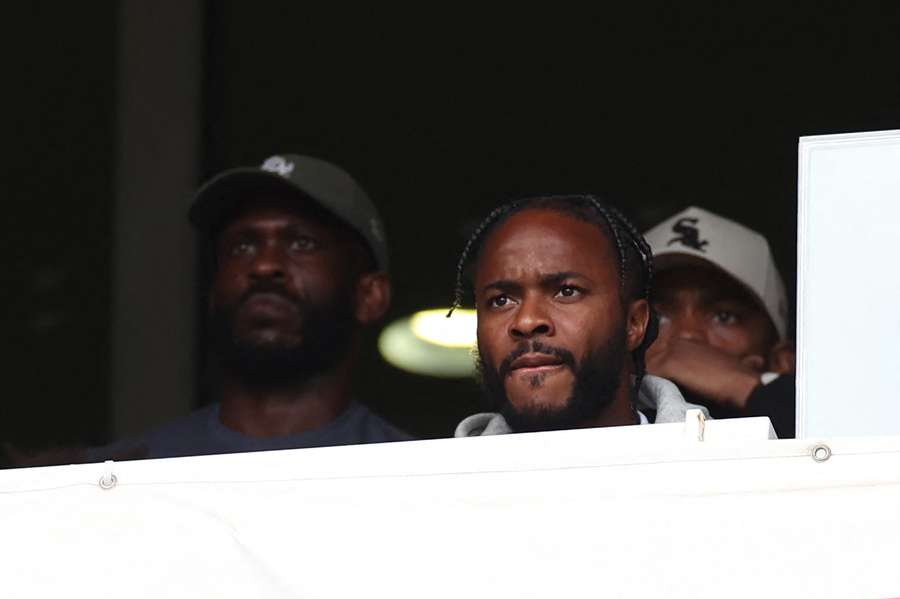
[454,375,706,437]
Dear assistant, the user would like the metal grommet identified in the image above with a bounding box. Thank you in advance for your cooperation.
[811,444,832,463]
[99,473,118,490]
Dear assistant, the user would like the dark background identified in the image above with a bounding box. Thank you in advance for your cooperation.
[4,3,899,447]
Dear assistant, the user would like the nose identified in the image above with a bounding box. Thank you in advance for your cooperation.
[666,309,707,344]
[509,296,554,339]
[248,242,286,281]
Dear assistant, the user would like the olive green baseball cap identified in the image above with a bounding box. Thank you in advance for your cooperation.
[189,154,389,271]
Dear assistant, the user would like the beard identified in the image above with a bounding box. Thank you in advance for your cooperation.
[476,327,628,433]
[208,281,356,386]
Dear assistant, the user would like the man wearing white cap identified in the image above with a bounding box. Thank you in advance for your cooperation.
[643,207,795,437]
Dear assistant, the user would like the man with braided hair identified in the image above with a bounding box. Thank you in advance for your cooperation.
[452,195,706,437]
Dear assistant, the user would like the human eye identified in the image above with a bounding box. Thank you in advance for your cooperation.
[555,284,584,301]
[712,310,739,325]
[228,240,256,257]
[487,294,513,309]
[287,235,319,253]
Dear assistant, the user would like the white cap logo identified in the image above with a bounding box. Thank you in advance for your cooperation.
[667,217,709,252]
[261,156,295,177]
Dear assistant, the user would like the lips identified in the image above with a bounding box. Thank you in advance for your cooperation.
[240,292,298,318]
[509,353,565,373]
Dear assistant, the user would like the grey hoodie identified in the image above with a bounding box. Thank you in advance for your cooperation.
[454,374,709,437]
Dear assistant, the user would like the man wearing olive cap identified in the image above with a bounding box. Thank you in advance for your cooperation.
[97,154,410,460]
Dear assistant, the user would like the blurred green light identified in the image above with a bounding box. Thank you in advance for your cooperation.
[378,308,477,378]
[410,308,477,348]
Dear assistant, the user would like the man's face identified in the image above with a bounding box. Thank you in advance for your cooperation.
[650,264,776,361]
[208,194,359,382]
[474,209,638,431]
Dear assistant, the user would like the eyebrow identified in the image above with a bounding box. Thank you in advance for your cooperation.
[480,271,587,294]
[539,271,586,286]
[480,279,521,295]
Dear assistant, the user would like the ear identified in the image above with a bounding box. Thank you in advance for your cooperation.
[354,272,392,325]
[625,299,651,352]
[767,339,796,374]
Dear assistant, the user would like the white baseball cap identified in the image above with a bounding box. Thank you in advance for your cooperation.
[643,206,789,340]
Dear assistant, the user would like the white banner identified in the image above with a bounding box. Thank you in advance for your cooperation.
[2,419,899,598]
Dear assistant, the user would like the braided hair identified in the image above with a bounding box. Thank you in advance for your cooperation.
[447,193,658,391]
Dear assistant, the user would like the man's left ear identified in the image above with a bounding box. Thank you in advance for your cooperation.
[355,272,392,325]
[767,340,796,374]
[625,299,651,352]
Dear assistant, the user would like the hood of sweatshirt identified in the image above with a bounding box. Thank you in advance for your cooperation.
[454,374,708,437]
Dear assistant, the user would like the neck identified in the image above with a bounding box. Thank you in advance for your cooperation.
[215,359,355,437]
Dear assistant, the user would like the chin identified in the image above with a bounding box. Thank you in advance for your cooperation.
[505,392,572,420]
[236,326,300,346]
[518,389,565,406]
[505,378,572,411]
[501,402,578,433]
[231,338,300,359]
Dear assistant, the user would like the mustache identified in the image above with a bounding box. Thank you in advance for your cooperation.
[497,340,576,378]
[237,281,304,310]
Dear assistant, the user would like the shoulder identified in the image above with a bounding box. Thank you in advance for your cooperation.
[141,405,219,446]
[340,402,414,443]
[90,405,220,461]
[638,375,710,424]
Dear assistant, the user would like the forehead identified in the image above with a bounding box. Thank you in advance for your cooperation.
[475,209,617,285]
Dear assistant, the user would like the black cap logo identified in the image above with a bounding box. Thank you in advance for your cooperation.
[668,217,709,252]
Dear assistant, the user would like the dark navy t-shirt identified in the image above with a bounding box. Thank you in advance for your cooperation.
[91,401,411,461]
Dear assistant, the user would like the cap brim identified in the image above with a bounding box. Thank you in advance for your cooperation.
[188,168,315,232]
[652,252,779,336]
[653,252,719,273]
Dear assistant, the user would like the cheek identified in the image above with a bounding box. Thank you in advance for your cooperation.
[476,322,504,365]
[645,320,671,355]
[707,326,758,356]
[555,308,616,357]
[289,260,350,299]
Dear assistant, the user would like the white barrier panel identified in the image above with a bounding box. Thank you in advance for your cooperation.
[2,420,899,598]
[798,129,900,437]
